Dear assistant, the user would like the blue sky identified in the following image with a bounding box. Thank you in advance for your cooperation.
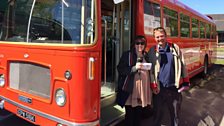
[179,0,224,14]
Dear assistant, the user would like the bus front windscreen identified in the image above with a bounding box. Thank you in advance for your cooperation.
[0,0,95,45]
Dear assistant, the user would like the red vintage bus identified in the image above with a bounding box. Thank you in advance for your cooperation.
[0,0,216,126]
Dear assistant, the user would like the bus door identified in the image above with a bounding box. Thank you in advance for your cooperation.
[101,0,133,125]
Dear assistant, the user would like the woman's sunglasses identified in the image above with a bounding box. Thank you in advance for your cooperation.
[135,42,145,45]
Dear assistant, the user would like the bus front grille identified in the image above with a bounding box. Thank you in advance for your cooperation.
[9,62,51,99]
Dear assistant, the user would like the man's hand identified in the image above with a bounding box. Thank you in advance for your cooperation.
[178,82,190,92]
[153,88,160,94]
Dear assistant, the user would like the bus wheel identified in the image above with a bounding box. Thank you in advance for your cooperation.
[202,56,208,78]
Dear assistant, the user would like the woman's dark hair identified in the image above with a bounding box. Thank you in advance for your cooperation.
[131,35,147,50]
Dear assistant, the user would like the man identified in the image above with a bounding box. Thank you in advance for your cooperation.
[148,27,190,126]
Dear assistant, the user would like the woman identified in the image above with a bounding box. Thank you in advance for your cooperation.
[116,35,154,126]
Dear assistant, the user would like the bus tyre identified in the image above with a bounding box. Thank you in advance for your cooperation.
[202,56,208,79]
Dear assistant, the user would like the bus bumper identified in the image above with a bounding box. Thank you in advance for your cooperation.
[0,96,99,126]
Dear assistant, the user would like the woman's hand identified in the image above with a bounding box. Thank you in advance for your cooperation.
[136,62,143,70]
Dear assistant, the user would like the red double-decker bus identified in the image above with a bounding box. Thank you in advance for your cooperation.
[0,0,216,126]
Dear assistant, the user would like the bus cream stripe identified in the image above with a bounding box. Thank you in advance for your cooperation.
[188,66,204,75]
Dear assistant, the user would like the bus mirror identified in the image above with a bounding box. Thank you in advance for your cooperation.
[113,0,124,4]
[86,24,93,36]
[86,18,94,37]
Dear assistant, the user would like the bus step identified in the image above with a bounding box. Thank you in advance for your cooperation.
[100,104,125,126]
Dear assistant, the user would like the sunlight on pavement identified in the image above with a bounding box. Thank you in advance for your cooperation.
[220,115,224,126]
[198,115,215,126]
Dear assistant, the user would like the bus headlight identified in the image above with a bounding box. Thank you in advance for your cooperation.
[0,74,5,87]
[56,123,65,126]
[55,88,66,106]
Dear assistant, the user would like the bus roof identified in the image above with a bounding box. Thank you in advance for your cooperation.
[164,0,215,24]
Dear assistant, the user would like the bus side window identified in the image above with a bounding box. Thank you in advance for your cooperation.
[163,7,178,37]
[180,13,190,38]
[206,23,211,39]
[143,0,161,35]
[200,21,205,38]
[212,25,216,39]
[192,18,199,38]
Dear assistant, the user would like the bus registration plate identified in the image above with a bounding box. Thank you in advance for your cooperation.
[17,109,36,122]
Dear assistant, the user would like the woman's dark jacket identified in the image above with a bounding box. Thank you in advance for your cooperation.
[116,49,149,107]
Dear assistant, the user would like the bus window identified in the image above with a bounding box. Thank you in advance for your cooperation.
[211,25,214,39]
[30,1,64,43]
[180,13,190,37]
[0,0,95,45]
[0,0,31,42]
[163,7,178,37]
[192,18,199,38]
[30,0,95,44]
[212,25,216,39]
[0,0,7,31]
[200,21,205,38]
[206,23,210,39]
[214,25,217,39]
[144,0,161,35]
